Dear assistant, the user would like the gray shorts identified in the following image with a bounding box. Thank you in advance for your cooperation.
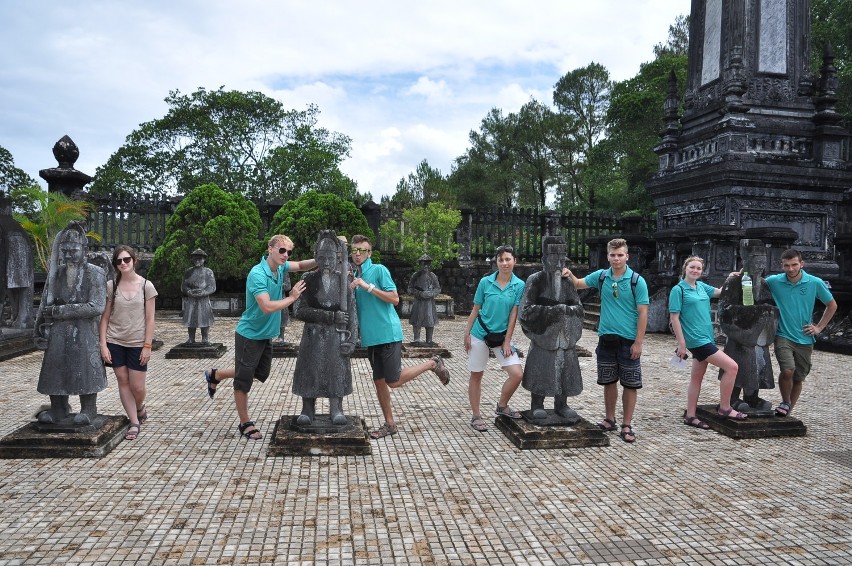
[596,335,643,389]
[233,332,272,393]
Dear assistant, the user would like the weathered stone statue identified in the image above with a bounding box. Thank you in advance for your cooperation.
[274,276,292,345]
[34,221,107,425]
[181,248,216,345]
[0,191,34,330]
[408,254,440,346]
[718,239,779,413]
[292,230,358,426]
[518,236,584,422]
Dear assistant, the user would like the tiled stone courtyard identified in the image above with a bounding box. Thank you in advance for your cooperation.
[0,313,849,565]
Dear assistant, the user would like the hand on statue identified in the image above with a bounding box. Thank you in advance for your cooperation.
[349,277,362,290]
[290,279,306,299]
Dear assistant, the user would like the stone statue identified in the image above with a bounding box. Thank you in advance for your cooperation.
[0,191,34,330]
[717,239,779,413]
[34,220,108,425]
[181,248,216,345]
[518,236,584,422]
[274,275,292,344]
[292,230,358,426]
[408,254,440,346]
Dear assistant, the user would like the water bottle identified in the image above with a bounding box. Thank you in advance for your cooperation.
[742,271,754,306]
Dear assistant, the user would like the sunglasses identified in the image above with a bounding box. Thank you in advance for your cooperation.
[278,248,293,255]
[495,245,514,255]
[351,247,371,254]
[612,282,619,298]
[114,256,133,266]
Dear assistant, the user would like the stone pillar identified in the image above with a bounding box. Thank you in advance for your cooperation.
[38,136,93,199]
[359,200,381,244]
[456,208,473,266]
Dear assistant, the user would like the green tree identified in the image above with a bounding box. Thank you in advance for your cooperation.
[12,188,99,271]
[380,202,461,268]
[267,191,373,258]
[90,87,362,202]
[385,159,452,208]
[811,0,852,126]
[0,145,39,216]
[148,183,263,295]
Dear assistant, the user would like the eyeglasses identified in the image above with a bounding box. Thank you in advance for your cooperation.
[351,247,371,255]
[278,248,293,255]
[612,282,619,298]
[114,256,133,266]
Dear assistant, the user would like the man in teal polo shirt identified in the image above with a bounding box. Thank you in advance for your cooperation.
[566,238,649,443]
[203,235,314,440]
[349,235,450,440]
[764,249,836,417]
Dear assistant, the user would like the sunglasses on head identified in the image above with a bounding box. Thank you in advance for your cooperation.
[495,245,514,255]
[114,256,133,266]
[351,247,371,254]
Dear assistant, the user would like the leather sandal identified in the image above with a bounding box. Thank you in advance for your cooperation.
[238,421,262,440]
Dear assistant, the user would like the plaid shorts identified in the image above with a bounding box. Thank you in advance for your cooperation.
[595,335,642,389]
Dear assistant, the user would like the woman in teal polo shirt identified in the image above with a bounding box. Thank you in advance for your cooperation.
[669,256,745,428]
[464,245,526,432]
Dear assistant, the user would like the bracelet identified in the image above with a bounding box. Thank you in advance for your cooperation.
[367,284,375,294]
[143,343,152,348]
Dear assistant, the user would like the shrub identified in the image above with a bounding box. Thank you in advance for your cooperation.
[380,202,461,269]
[149,183,263,295]
[267,191,373,257]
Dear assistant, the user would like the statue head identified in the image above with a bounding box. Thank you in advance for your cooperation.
[190,248,208,266]
[740,239,767,277]
[314,230,342,271]
[57,221,88,265]
[541,236,566,272]
[418,254,432,271]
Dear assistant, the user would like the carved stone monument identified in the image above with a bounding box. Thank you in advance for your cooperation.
[408,254,440,346]
[268,230,369,456]
[0,189,36,361]
[166,248,225,358]
[497,236,607,449]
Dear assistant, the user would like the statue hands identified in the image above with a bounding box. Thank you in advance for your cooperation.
[339,341,356,356]
[333,311,349,325]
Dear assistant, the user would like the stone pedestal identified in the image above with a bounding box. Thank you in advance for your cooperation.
[696,405,806,439]
[495,413,610,450]
[267,415,371,456]
[165,342,226,359]
[403,342,451,358]
[0,330,36,362]
[0,415,130,458]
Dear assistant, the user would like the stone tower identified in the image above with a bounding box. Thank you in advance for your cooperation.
[648,0,851,279]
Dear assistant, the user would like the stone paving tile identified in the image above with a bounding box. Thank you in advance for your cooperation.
[0,311,850,565]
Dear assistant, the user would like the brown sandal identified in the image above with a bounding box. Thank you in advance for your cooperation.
[369,422,398,439]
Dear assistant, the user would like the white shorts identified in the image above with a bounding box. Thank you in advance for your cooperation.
[467,335,522,373]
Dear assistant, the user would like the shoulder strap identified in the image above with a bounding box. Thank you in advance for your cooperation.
[476,314,491,334]
[598,270,605,289]
[631,271,640,298]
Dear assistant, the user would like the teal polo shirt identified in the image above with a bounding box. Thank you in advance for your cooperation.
[765,270,834,344]
[669,279,716,348]
[584,267,649,339]
[353,258,404,347]
[471,272,525,339]
[235,257,291,340]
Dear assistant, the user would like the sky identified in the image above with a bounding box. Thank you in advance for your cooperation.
[0,1,688,201]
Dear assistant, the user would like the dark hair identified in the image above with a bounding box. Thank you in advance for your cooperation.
[351,234,372,247]
[111,245,138,296]
[494,245,516,259]
[781,249,802,261]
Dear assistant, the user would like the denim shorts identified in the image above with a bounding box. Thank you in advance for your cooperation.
[106,342,148,372]
[595,335,642,389]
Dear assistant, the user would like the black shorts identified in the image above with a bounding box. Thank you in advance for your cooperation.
[687,343,719,362]
[595,335,642,389]
[367,342,403,384]
[106,342,148,372]
[233,332,272,393]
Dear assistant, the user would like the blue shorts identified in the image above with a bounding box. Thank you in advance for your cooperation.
[367,342,403,384]
[595,335,642,389]
[687,343,719,362]
[106,342,148,372]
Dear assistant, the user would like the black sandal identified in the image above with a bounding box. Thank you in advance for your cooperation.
[619,423,636,443]
[238,421,262,440]
[597,417,617,432]
[204,369,219,399]
[683,416,710,429]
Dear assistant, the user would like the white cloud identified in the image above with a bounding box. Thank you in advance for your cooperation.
[0,0,689,199]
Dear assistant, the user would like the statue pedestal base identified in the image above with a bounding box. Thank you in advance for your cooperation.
[495,414,610,450]
[267,415,371,456]
[271,341,298,358]
[0,330,36,362]
[165,342,226,359]
[696,404,806,439]
[0,415,130,459]
[403,342,451,358]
